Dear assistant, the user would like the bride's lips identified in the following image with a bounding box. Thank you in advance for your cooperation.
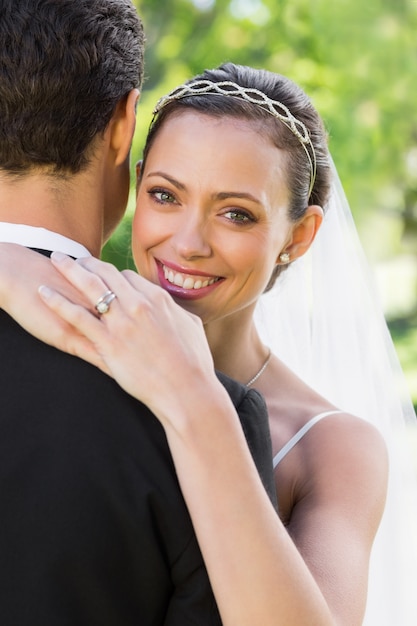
[156,259,224,300]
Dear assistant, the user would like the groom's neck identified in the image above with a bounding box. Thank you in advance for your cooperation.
[0,169,106,257]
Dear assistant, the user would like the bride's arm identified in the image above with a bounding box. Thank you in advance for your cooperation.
[36,252,336,626]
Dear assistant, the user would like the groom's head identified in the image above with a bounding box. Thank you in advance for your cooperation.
[0,0,144,177]
[0,0,145,250]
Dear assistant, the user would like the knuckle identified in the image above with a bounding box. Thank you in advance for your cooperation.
[121,268,135,278]
[126,296,149,318]
[84,271,104,292]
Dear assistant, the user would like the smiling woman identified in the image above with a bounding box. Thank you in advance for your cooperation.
[0,62,415,625]
[133,111,310,321]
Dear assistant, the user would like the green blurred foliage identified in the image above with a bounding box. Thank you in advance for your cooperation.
[102,0,417,404]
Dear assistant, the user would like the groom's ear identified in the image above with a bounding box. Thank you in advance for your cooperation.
[108,88,140,166]
[136,160,143,181]
[135,160,143,197]
[276,205,323,264]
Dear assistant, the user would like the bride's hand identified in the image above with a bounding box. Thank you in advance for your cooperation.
[39,252,218,422]
[0,243,107,372]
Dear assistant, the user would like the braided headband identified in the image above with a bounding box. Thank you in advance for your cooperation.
[152,79,317,199]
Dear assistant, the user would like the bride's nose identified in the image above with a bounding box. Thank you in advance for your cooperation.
[171,213,212,259]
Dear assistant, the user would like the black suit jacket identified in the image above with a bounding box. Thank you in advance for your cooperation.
[0,254,275,625]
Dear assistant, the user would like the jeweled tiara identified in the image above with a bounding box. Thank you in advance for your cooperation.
[153,79,317,199]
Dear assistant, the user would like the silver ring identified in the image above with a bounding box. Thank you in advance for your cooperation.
[95,290,117,315]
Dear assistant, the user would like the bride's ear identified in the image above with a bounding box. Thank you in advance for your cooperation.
[277,205,323,264]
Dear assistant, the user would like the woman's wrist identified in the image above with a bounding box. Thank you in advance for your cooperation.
[150,372,237,439]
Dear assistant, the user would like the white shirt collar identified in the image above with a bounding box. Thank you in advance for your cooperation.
[0,222,91,258]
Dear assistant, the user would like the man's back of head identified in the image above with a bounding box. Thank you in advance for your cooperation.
[0,0,144,252]
[0,0,144,177]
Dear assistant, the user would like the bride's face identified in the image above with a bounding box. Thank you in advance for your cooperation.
[132,110,293,325]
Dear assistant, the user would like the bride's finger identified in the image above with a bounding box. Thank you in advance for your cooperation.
[38,284,107,343]
[36,285,113,376]
[50,252,126,312]
[77,257,154,298]
[51,254,161,322]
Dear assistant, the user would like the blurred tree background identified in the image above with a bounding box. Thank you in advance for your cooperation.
[103,0,417,409]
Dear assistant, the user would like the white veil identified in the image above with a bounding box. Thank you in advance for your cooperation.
[254,157,417,625]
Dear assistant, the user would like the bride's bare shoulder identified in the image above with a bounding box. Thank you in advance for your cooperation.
[263,354,384,448]
[259,355,388,522]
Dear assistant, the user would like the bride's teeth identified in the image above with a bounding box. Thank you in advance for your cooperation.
[163,265,218,290]
[183,277,195,289]
[174,273,184,287]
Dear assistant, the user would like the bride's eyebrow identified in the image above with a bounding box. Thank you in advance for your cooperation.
[214,191,262,205]
[145,171,185,191]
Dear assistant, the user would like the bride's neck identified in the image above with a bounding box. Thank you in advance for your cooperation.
[204,311,268,385]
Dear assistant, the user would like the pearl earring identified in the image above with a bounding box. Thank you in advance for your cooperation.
[279,252,290,264]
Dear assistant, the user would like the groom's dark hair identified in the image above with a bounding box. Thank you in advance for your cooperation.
[0,0,144,176]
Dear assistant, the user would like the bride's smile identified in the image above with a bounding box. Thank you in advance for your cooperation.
[157,259,223,300]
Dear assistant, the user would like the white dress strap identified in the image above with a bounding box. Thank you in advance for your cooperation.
[273,410,344,468]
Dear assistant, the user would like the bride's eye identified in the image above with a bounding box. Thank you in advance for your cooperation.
[148,188,177,205]
[223,209,255,224]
